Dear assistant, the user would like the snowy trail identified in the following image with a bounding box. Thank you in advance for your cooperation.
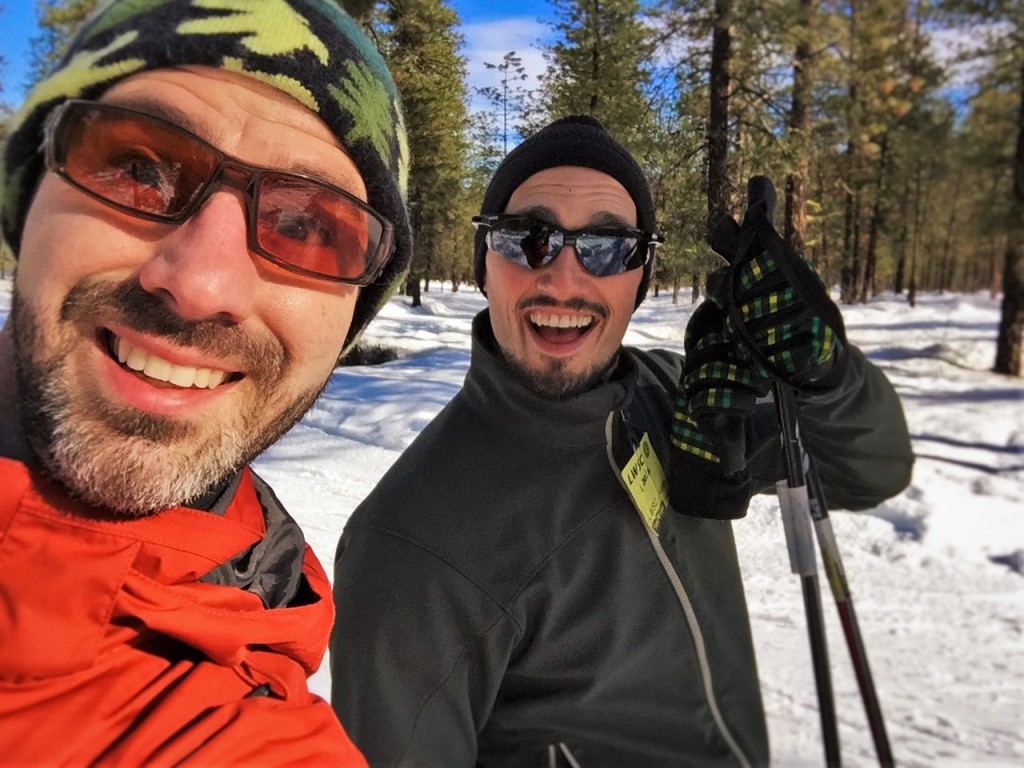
[272,288,1023,766]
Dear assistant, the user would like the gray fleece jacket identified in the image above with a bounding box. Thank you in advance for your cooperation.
[331,310,913,768]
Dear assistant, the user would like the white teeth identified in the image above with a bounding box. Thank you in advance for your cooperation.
[168,364,196,387]
[144,356,172,382]
[112,336,229,389]
[528,312,593,329]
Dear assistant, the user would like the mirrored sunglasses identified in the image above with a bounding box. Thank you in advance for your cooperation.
[472,214,663,277]
[42,99,394,285]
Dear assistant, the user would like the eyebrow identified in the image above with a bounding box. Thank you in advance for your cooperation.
[507,204,636,230]
[101,95,352,186]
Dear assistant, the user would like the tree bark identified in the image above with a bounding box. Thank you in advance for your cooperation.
[864,134,890,301]
[994,61,1024,376]
[784,0,814,258]
[894,177,911,294]
[406,275,421,308]
[707,0,733,231]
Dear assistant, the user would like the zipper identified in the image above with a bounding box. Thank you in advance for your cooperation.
[547,742,582,768]
[604,409,753,768]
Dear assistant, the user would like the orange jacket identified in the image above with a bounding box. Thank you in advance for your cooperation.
[0,458,366,767]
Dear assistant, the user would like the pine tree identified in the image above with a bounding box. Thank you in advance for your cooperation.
[536,0,657,157]
[802,0,943,303]
[27,0,97,88]
[653,82,715,303]
[477,52,531,156]
[375,0,471,303]
[937,0,1023,375]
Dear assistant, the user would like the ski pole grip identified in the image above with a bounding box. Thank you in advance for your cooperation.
[746,176,777,223]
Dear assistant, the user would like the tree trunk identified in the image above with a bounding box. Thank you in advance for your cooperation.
[994,61,1024,376]
[940,198,957,293]
[812,165,826,269]
[841,180,861,303]
[863,134,890,301]
[894,177,911,294]
[784,0,814,257]
[707,0,733,230]
[989,238,1002,298]
[995,241,1022,375]
[908,158,924,308]
[589,0,601,112]
[406,275,421,308]
[940,167,965,291]
[865,195,881,302]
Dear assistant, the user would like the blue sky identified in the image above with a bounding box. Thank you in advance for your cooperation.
[0,1,39,105]
[0,1,557,109]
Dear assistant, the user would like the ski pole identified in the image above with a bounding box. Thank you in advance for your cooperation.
[739,176,893,767]
[806,456,895,766]
[727,178,841,766]
[774,381,841,767]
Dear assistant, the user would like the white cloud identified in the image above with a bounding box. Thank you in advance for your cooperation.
[928,21,1014,89]
[460,18,553,113]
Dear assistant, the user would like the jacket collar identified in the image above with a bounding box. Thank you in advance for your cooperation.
[461,309,636,448]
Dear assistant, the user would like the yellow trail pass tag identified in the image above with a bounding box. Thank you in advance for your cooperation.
[621,432,669,533]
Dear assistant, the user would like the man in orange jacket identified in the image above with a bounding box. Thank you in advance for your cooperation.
[0,1,410,763]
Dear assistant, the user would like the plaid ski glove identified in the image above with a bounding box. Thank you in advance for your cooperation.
[708,195,848,390]
[669,301,764,520]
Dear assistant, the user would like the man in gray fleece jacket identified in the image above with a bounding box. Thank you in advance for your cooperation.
[331,116,913,767]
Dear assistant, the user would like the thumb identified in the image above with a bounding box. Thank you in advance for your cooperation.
[705,267,730,311]
[708,214,741,263]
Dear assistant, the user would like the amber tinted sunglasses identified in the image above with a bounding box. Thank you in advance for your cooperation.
[42,99,394,285]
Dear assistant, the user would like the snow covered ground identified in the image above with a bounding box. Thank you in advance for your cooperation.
[2,279,1021,765]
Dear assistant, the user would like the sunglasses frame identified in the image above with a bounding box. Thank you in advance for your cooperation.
[41,99,395,286]
[472,213,664,277]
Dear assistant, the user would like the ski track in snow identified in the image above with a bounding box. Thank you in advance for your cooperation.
[1,281,1020,765]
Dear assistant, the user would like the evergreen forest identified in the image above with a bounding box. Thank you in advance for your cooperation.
[2,0,1021,375]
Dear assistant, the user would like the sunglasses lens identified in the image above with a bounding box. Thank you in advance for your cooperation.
[484,218,644,277]
[487,222,561,269]
[577,234,642,276]
[256,174,387,282]
[56,104,218,219]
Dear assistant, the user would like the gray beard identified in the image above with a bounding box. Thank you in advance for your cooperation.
[11,279,326,519]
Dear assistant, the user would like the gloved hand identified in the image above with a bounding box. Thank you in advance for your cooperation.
[669,300,766,520]
[679,299,774,474]
[707,183,848,390]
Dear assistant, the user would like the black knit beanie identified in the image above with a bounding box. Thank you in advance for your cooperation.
[475,115,657,308]
[0,0,411,356]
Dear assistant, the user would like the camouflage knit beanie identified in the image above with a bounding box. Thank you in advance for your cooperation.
[0,0,411,355]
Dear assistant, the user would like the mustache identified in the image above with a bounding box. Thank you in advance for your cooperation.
[518,294,609,320]
[60,277,286,374]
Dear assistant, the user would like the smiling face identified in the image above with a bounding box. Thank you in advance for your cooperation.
[10,67,364,517]
[483,166,643,399]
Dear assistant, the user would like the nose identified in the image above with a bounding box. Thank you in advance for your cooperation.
[137,188,260,323]
[536,241,589,296]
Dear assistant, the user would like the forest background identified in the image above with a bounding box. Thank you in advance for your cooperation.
[0,0,1021,377]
